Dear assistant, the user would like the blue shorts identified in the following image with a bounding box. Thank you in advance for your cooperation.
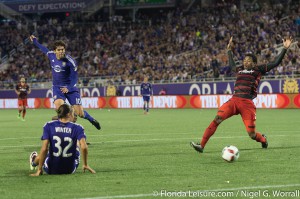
[43,147,80,175]
[52,86,82,105]
[143,96,150,102]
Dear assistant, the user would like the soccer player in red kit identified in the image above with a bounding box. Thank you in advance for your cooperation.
[15,77,31,121]
[191,36,293,153]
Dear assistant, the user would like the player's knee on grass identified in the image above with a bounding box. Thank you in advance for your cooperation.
[214,115,223,124]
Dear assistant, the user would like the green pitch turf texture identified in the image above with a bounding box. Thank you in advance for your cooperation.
[0,109,299,199]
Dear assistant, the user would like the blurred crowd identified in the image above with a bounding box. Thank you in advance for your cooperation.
[0,0,300,89]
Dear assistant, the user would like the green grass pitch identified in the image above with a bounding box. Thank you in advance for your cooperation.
[0,108,299,199]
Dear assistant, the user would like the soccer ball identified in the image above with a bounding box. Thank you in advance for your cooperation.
[222,145,240,162]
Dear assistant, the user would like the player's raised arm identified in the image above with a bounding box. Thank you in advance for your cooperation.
[227,36,236,71]
[29,35,49,54]
[265,37,293,71]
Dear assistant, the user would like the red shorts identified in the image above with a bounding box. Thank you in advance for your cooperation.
[217,96,256,131]
[18,99,28,107]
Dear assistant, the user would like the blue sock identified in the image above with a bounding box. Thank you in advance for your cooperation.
[83,111,95,122]
[147,103,149,112]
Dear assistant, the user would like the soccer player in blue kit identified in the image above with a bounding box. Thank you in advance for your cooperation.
[140,76,152,114]
[29,35,100,130]
[29,104,95,176]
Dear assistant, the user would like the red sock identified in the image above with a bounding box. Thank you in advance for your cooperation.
[255,132,266,143]
[200,121,219,148]
[22,109,26,118]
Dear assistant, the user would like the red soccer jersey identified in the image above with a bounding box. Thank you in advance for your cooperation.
[228,48,287,100]
[233,65,268,99]
[16,83,30,99]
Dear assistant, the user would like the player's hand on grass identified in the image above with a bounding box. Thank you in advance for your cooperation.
[29,35,36,42]
[227,36,233,50]
[60,87,69,93]
[283,36,293,49]
[83,165,96,174]
[30,169,43,176]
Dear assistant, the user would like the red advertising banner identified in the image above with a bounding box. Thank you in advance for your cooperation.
[0,94,299,109]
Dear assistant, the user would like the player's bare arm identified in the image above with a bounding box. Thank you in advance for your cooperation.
[227,36,236,70]
[79,138,96,174]
[227,36,233,50]
[265,36,293,70]
[29,35,36,42]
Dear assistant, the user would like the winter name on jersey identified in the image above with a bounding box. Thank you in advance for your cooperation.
[55,127,72,134]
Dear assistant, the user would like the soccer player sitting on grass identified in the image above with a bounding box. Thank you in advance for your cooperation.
[15,77,31,121]
[29,104,95,176]
[191,36,293,153]
[29,35,101,130]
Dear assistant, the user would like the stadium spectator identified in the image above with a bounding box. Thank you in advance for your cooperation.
[15,77,31,121]
[29,35,101,130]
[191,36,293,153]
[29,104,95,176]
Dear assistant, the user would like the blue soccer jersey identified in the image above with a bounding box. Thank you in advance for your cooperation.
[41,120,86,174]
[33,38,78,92]
[140,82,152,96]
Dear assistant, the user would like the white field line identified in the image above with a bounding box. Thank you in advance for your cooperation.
[80,183,300,199]
[0,130,299,142]
[0,134,300,149]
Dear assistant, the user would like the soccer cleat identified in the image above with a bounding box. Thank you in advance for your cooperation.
[17,114,20,119]
[21,118,26,122]
[190,142,204,153]
[90,119,101,130]
[261,134,268,149]
[29,151,38,170]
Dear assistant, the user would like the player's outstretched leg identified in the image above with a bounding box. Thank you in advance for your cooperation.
[22,108,26,121]
[248,131,268,149]
[83,110,101,130]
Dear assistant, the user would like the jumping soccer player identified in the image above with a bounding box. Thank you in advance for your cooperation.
[15,77,31,121]
[29,104,95,176]
[140,76,152,114]
[191,36,293,153]
[29,35,100,130]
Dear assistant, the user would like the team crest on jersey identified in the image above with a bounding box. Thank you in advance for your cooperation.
[53,95,57,99]
[283,79,299,93]
[52,65,65,72]
[62,62,66,67]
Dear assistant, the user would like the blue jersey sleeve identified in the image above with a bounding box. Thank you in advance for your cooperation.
[66,55,78,90]
[76,125,86,141]
[33,38,49,54]
[41,123,51,140]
